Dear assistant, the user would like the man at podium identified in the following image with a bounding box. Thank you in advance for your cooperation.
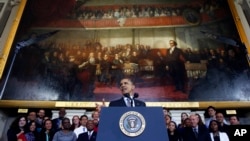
[95,78,169,141]
[109,77,146,107]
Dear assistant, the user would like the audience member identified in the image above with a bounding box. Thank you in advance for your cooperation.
[7,116,28,141]
[52,108,66,132]
[165,114,172,129]
[74,115,88,138]
[77,120,97,141]
[215,112,229,135]
[27,111,37,124]
[229,114,240,125]
[178,112,189,128]
[182,114,211,141]
[205,106,217,128]
[208,120,229,141]
[168,121,181,141]
[36,109,46,133]
[52,118,77,141]
[25,121,37,141]
[38,119,55,141]
[70,115,80,130]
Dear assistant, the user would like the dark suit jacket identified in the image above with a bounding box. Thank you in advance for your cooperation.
[182,125,212,141]
[166,47,185,72]
[109,97,146,107]
[77,131,97,141]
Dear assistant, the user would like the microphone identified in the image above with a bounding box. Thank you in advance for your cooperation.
[123,93,130,98]
[134,93,139,99]
[123,93,139,99]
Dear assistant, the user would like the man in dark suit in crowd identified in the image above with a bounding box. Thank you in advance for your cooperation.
[165,40,186,93]
[77,120,97,141]
[182,114,212,141]
[52,108,66,132]
[109,77,146,107]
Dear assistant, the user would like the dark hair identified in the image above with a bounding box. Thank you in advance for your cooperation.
[27,121,36,131]
[9,116,28,130]
[42,119,53,128]
[229,115,240,121]
[169,121,177,128]
[209,120,222,132]
[80,115,88,120]
[195,113,204,126]
[207,106,216,111]
[121,77,134,85]
[169,40,177,46]
[165,114,172,120]
[62,117,70,123]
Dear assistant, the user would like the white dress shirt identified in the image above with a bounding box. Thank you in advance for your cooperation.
[74,125,87,138]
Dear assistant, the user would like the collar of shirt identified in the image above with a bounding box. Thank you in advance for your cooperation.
[88,130,93,135]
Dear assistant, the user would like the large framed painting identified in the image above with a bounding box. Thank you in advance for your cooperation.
[0,0,249,108]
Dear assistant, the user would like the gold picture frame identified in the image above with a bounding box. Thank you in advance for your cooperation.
[0,0,250,109]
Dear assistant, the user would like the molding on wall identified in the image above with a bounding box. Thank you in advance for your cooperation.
[0,0,26,79]
[1,100,250,109]
[228,0,250,64]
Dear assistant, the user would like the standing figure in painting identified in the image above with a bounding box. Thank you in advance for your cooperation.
[99,54,111,85]
[165,40,186,93]
[78,52,97,98]
[110,53,124,87]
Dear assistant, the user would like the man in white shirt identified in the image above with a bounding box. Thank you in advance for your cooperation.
[74,115,88,138]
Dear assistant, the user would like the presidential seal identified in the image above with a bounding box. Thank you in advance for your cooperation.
[119,111,146,137]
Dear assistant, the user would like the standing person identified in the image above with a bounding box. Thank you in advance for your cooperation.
[77,120,97,141]
[182,114,211,141]
[52,108,66,132]
[27,111,37,124]
[52,118,77,141]
[25,121,37,141]
[36,109,46,133]
[108,77,146,107]
[209,120,229,141]
[205,106,217,128]
[74,115,88,138]
[7,116,28,141]
[91,111,100,132]
[178,112,189,128]
[70,115,80,131]
[168,121,181,141]
[38,119,55,141]
[216,112,229,135]
[229,115,240,125]
[110,53,124,87]
[165,40,186,93]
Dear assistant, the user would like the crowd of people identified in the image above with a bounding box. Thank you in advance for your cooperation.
[73,0,223,20]
[6,77,245,141]
[164,106,240,141]
[7,106,241,141]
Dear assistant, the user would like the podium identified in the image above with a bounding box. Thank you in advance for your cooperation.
[96,107,169,141]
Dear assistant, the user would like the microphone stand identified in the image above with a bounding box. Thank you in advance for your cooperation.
[0,30,59,99]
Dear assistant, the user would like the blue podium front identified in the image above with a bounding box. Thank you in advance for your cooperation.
[96,107,169,141]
